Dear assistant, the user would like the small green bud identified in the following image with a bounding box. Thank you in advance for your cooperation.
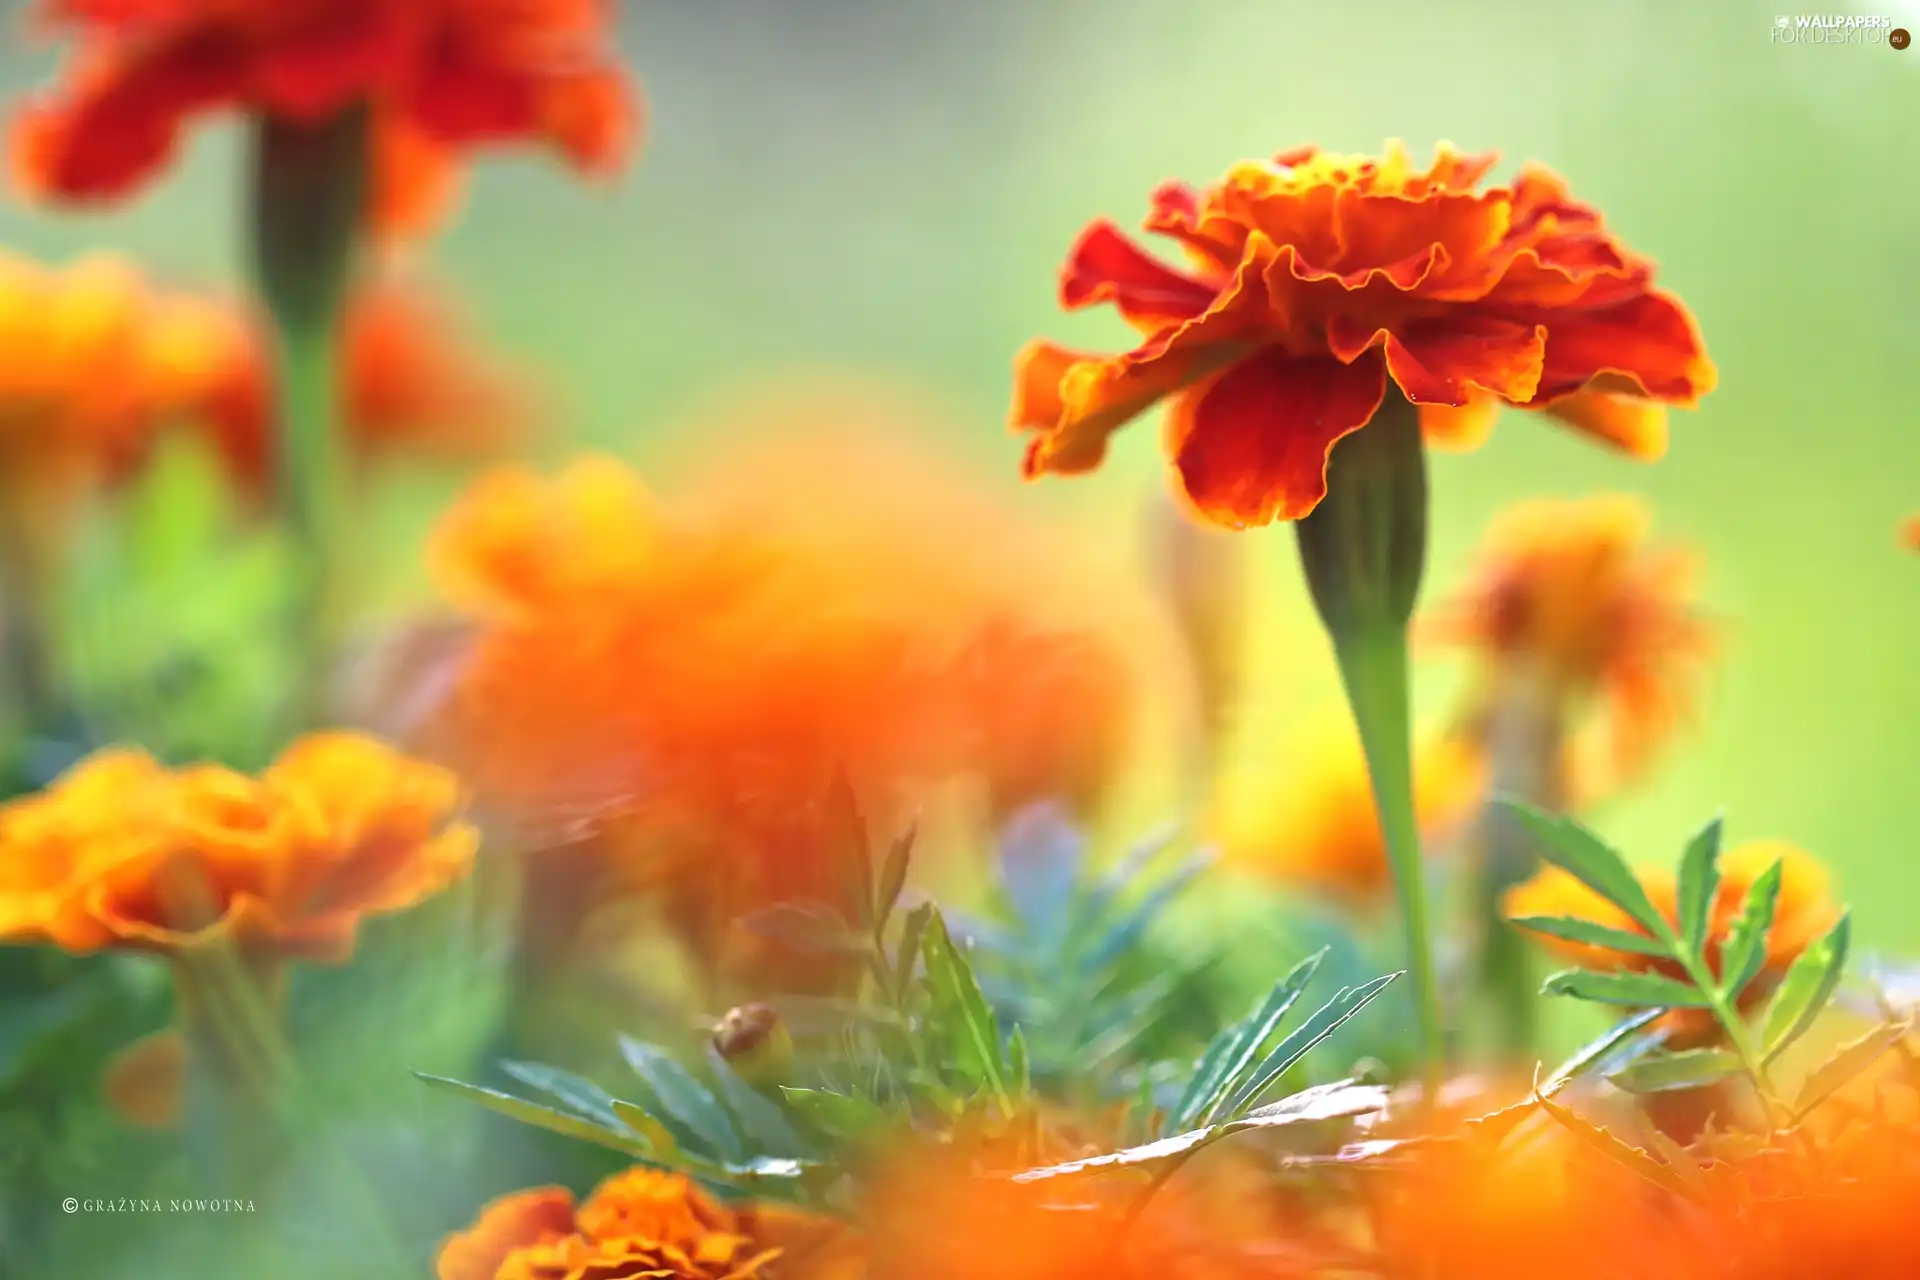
[712,1003,793,1087]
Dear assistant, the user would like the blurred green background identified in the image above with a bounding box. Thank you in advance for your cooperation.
[0,0,1913,962]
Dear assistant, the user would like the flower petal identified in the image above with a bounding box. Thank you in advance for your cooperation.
[1541,388,1671,459]
[1531,290,1716,405]
[1167,348,1387,527]
[1059,219,1218,325]
[1327,314,1545,407]
[1421,396,1500,452]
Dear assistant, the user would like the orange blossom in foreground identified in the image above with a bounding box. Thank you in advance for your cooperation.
[11,0,640,234]
[1011,141,1715,527]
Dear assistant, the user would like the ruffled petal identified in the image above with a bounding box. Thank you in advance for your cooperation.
[1167,348,1387,527]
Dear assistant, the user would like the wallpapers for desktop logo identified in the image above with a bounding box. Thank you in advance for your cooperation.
[1772,13,1907,44]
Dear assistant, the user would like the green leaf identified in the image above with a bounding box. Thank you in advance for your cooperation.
[737,902,871,957]
[1676,815,1724,959]
[1540,1009,1667,1096]
[919,909,1010,1103]
[1495,799,1672,942]
[1532,1077,1699,1199]
[1079,853,1210,976]
[1013,1080,1386,1183]
[1761,914,1851,1059]
[1508,915,1671,959]
[1221,971,1401,1119]
[1006,1025,1032,1098]
[704,1046,806,1158]
[875,823,916,931]
[414,1073,648,1159]
[894,902,932,984]
[825,767,874,928]
[1607,1048,1743,1095]
[1793,1020,1911,1119]
[618,1037,744,1163]
[1541,969,1712,1008]
[499,1060,627,1130]
[610,1100,683,1160]
[1172,950,1324,1132]
[778,1087,893,1142]
[1718,859,1784,1001]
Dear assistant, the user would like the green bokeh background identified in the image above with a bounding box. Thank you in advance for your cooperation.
[0,0,1914,958]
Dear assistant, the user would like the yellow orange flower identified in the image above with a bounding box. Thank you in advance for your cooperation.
[11,0,640,235]
[436,1169,854,1280]
[1424,494,1713,800]
[413,428,1149,987]
[1207,708,1487,903]
[1901,513,1920,552]
[0,733,475,962]
[188,273,533,491]
[1504,839,1840,1041]
[1011,142,1715,528]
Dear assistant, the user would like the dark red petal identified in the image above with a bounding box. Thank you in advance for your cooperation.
[1530,291,1716,404]
[1168,348,1387,528]
[1060,219,1217,321]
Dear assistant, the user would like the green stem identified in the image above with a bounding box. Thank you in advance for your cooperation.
[1669,945,1790,1128]
[1332,626,1444,1091]
[249,105,369,735]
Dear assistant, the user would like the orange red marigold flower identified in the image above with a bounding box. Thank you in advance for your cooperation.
[1423,494,1714,800]
[436,1169,855,1280]
[0,732,476,962]
[1011,141,1715,528]
[11,0,641,234]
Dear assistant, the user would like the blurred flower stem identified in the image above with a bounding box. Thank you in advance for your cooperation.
[249,105,369,734]
[1294,392,1441,1089]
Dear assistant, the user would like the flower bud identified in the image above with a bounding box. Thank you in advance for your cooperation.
[711,1003,793,1087]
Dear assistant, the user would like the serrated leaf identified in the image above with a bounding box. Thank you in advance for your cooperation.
[1676,815,1723,959]
[778,1087,892,1141]
[1013,1080,1386,1183]
[894,902,932,985]
[1607,1048,1743,1094]
[1540,1009,1667,1096]
[1496,800,1672,942]
[1541,969,1712,1008]
[737,902,871,957]
[824,768,874,928]
[1221,972,1401,1120]
[919,909,1010,1104]
[875,823,915,931]
[1532,1075,1698,1199]
[1172,950,1324,1132]
[705,1046,805,1158]
[499,1060,626,1130]
[1718,859,1784,1001]
[1509,915,1671,959]
[1794,1020,1911,1118]
[610,1100,683,1160]
[414,1073,648,1159]
[1761,914,1851,1059]
[618,1037,743,1164]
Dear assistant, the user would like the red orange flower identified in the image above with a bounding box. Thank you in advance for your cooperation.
[1504,839,1839,1043]
[0,732,476,962]
[1901,512,1920,552]
[1207,707,1486,904]
[1424,494,1713,801]
[1011,142,1715,528]
[11,0,640,234]
[436,1169,855,1280]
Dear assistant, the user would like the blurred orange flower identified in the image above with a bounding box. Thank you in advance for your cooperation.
[0,732,476,963]
[11,0,640,234]
[1505,839,1839,1042]
[436,1169,856,1280]
[188,273,533,491]
[1901,513,1920,552]
[1207,708,1486,904]
[1011,141,1715,528]
[1424,494,1713,801]
[416,436,1146,986]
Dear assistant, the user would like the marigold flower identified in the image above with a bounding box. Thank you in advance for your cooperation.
[1504,839,1839,1040]
[189,273,533,491]
[1425,494,1713,800]
[1207,707,1487,904]
[1012,142,1715,528]
[11,0,641,234]
[0,732,476,962]
[1901,512,1920,552]
[413,429,1150,986]
[436,1169,855,1280]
